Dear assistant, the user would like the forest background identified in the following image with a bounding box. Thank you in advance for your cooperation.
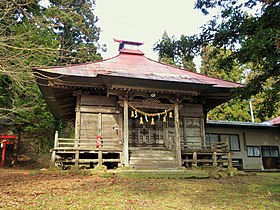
[0,0,279,165]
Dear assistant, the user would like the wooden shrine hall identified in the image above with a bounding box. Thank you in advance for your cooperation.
[34,39,243,169]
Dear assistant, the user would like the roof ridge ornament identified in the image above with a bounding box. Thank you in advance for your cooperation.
[113,38,144,51]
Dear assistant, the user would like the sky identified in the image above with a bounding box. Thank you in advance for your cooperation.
[95,0,211,65]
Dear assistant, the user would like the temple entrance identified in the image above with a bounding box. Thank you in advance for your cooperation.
[125,101,181,168]
[128,112,176,149]
[129,118,165,148]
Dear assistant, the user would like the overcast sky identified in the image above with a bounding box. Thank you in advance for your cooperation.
[95,0,211,63]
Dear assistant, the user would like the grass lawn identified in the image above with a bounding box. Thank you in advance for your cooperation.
[0,169,279,209]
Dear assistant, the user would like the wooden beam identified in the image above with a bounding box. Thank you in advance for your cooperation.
[118,100,183,110]
[123,100,129,166]
[80,106,118,114]
[110,84,199,95]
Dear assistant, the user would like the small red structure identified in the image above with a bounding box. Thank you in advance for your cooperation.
[0,135,16,167]
[95,135,103,148]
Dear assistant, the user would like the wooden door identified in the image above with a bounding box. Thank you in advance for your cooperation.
[261,146,279,169]
[101,114,120,148]
[80,113,120,148]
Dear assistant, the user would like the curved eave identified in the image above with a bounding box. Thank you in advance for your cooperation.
[35,51,243,90]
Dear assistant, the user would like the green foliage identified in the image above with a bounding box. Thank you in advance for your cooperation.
[0,0,102,158]
[47,0,103,64]
[194,0,280,120]
[154,31,197,72]
[155,1,280,121]
[200,45,251,121]
[201,44,280,121]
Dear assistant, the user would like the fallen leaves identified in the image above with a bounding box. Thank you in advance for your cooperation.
[0,169,279,209]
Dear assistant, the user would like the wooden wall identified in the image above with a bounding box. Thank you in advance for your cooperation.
[79,95,121,148]
[180,103,205,150]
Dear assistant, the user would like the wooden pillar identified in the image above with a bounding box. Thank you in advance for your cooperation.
[75,151,79,167]
[123,100,129,166]
[213,152,217,167]
[98,150,103,165]
[192,152,197,167]
[97,113,103,165]
[12,134,20,166]
[51,131,59,166]
[74,92,82,167]
[183,117,187,148]
[200,118,205,149]
[228,152,233,167]
[174,103,182,166]
[75,92,81,147]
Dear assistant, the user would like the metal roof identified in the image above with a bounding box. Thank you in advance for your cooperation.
[206,120,278,128]
[36,49,243,89]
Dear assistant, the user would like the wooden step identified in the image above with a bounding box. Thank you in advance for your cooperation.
[129,149,178,168]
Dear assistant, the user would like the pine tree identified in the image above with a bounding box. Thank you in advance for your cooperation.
[154,32,197,72]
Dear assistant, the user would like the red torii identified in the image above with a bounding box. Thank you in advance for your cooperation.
[0,135,16,167]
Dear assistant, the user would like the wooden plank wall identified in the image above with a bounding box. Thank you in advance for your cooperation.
[179,103,205,151]
[79,95,121,149]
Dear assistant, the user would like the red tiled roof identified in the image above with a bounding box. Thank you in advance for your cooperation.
[37,49,242,88]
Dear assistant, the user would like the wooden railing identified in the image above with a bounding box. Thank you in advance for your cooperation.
[53,132,122,151]
[181,141,229,153]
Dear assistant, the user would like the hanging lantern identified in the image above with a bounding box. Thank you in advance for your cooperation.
[131,110,135,118]
[151,117,155,125]
[169,111,173,118]
[140,117,144,125]
[163,115,167,123]
[135,110,138,118]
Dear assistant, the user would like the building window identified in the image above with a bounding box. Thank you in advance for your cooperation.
[247,146,261,157]
[205,134,219,143]
[205,133,240,151]
[261,146,279,158]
